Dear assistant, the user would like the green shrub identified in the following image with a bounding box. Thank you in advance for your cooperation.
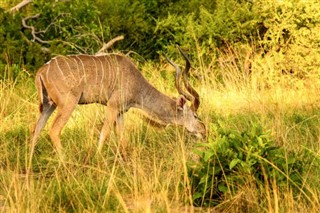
[188,122,305,207]
[2,0,320,81]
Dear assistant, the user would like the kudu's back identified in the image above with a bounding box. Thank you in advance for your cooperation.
[36,54,147,106]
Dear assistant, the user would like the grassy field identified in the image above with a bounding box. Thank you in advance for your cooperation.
[1,51,320,212]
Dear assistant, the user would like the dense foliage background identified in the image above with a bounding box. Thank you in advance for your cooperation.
[1,0,319,80]
[1,0,320,211]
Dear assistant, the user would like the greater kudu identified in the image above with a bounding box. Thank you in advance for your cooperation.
[31,47,206,155]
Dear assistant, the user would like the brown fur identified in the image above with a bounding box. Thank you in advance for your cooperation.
[31,53,206,155]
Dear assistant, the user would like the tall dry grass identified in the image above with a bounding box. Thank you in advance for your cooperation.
[0,45,320,212]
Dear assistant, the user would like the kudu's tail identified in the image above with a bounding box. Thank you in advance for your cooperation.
[35,74,50,113]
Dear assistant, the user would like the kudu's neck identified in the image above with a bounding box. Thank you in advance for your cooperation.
[137,82,177,125]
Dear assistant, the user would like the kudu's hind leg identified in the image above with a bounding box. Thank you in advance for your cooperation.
[49,98,78,155]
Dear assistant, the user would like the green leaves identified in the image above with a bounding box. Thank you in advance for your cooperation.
[2,0,320,84]
[188,122,305,207]
[229,158,241,170]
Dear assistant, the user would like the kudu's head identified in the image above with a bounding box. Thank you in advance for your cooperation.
[166,47,207,138]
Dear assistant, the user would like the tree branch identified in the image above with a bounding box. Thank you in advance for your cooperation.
[22,14,50,44]
[9,0,33,12]
[95,35,124,55]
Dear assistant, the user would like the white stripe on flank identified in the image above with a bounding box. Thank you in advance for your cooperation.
[106,56,112,89]
[76,55,87,83]
[97,57,106,100]
[92,56,99,84]
[71,57,81,79]
[55,57,64,77]
[61,56,76,81]
[44,59,60,97]
[45,59,51,82]
[97,57,105,86]
[106,56,114,92]
[111,56,118,91]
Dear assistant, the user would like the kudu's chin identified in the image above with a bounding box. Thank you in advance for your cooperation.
[194,133,204,139]
[188,131,207,140]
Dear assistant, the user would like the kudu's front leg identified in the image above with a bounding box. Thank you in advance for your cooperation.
[97,106,119,152]
[97,90,129,155]
[97,109,128,156]
[115,113,129,157]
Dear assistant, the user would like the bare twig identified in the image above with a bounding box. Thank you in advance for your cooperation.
[95,35,124,55]
[9,0,33,12]
[22,14,50,44]
[8,0,71,12]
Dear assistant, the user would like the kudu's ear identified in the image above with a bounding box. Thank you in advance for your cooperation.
[176,95,187,110]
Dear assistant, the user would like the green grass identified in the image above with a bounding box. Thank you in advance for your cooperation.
[1,54,320,212]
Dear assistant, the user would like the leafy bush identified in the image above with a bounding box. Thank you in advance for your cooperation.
[259,0,320,78]
[188,123,305,207]
[31,0,102,54]
[155,0,266,56]
[0,0,103,80]
[0,8,45,80]
[1,0,320,81]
